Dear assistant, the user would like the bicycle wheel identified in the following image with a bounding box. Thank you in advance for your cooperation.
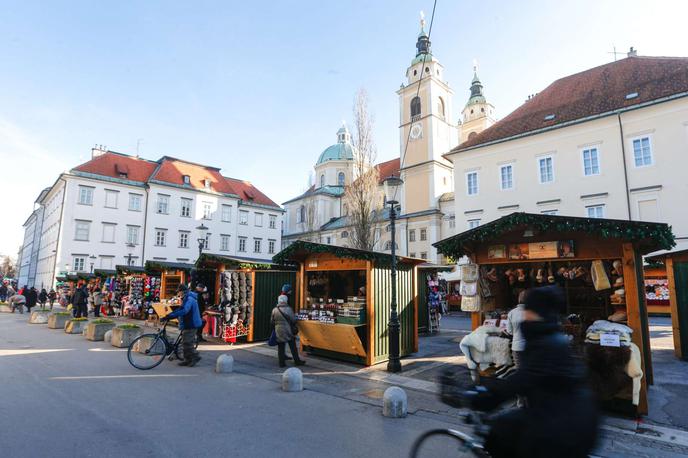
[410,429,484,458]
[127,334,168,370]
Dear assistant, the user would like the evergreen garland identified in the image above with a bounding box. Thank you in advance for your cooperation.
[196,253,275,270]
[433,212,675,257]
[272,240,415,266]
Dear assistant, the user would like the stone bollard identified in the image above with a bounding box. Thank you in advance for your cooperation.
[215,354,234,373]
[103,330,113,344]
[282,367,303,392]
[382,386,408,418]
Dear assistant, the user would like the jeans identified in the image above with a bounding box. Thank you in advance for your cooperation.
[181,328,199,362]
[74,303,88,318]
[277,339,302,366]
[93,305,100,317]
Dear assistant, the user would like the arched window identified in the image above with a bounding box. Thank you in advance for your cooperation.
[437,97,445,119]
[341,231,349,238]
[342,203,348,216]
[384,241,398,251]
[298,205,306,223]
[338,172,345,186]
[410,96,421,119]
[320,174,325,187]
[468,131,478,140]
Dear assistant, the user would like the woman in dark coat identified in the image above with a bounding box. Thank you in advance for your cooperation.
[25,287,38,312]
[270,295,305,368]
[38,288,48,308]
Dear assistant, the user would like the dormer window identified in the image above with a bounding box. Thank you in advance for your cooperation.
[204,179,211,189]
[183,175,190,185]
[119,172,128,179]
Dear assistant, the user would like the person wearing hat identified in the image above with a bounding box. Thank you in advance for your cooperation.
[270,294,305,368]
[458,286,599,458]
[195,283,209,342]
[163,284,203,366]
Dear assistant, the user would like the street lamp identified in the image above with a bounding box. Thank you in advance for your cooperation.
[125,242,136,266]
[89,255,97,273]
[382,174,404,373]
[196,224,209,259]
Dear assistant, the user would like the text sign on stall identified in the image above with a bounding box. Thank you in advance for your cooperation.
[600,333,621,347]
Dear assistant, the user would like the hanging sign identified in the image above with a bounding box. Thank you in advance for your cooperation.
[600,333,621,347]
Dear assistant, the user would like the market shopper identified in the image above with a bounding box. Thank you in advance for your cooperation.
[505,290,528,367]
[453,286,599,458]
[163,284,202,367]
[195,283,208,343]
[25,287,38,313]
[270,294,305,368]
[92,288,103,317]
[8,293,26,314]
[72,284,89,318]
[38,288,48,309]
[0,283,7,302]
[48,288,57,309]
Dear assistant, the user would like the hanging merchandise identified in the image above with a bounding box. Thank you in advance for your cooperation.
[218,270,253,342]
[461,294,481,312]
[590,260,611,291]
[459,281,477,296]
[460,264,479,282]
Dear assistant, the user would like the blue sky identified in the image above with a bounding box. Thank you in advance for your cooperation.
[2,0,687,256]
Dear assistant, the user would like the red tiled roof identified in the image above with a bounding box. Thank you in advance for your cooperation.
[224,176,279,207]
[453,56,688,152]
[375,158,401,184]
[150,157,235,194]
[74,152,157,182]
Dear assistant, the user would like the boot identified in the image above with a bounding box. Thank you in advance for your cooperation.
[178,359,192,366]
[188,356,202,367]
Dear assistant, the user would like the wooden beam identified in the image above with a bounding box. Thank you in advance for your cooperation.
[248,271,256,342]
[666,257,683,359]
[413,265,419,353]
[366,261,374,366]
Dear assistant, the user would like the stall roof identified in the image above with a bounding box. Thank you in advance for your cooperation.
[273,240,425,265]
[434,212,675,258]
[93,269,117,277]
[646,248,688,263]
[144,260,195,272]
[417,263,453,271]
[115,265,145,274]
[196,253,282,269]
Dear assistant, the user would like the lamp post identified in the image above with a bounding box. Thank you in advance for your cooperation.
[89,255,97,273]
[196,224,209,260]
[125,242,136,266]
[382,174,404,373]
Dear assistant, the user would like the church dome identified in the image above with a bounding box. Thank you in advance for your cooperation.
[316,125,355,165]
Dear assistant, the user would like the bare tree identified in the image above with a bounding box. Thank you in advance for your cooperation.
[0,256,16,278]
[344,88,382,251]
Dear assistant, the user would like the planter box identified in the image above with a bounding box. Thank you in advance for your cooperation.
[48,314,71,329]
[29,311,50,324]
[85,322,116,341]
[0,304,12,313]
[65,320,89,334]
[111,327,143,348]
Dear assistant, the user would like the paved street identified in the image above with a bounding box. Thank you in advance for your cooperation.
[2,311,688,457]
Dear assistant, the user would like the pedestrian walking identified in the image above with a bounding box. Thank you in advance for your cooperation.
[72,284,88,318]
[48,288,57,310]
[163,284,202,367]
[8,294,26,314]
[195,283,208,342]
[0,282,7,302]
[38,288,48,309]
[25,287,38,313]
[92,287,103,317]
[270,294,305,368]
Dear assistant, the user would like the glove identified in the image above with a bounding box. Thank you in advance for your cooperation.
[160,316,170,322]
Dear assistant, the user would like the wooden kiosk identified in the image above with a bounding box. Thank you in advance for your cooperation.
[433,212,675,415]
[273,241,424,366]
[144,261,194,300]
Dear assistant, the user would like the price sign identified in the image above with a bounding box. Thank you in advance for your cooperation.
[600,333,621,347]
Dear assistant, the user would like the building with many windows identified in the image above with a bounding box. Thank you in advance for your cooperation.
[444,52,688,253]
[19,146,282,288]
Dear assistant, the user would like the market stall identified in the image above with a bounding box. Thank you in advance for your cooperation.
[193,253,297,343]
[643,264,671,316]
[647,249,688,361]
[273,241,424,366]
[144,261,193,301]
[417,264,452,333]
[112,265,148,318]
[434,212,675,415]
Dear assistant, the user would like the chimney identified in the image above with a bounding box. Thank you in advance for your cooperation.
[91,144,107,158]
[627,47,637,57]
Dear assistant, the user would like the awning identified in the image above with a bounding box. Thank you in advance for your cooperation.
[144,260,195,273]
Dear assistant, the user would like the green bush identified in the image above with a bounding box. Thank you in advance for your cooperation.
[91,318,114,324]
[117,324,140,329]
[70,317,89,322]
[55,312,71,316]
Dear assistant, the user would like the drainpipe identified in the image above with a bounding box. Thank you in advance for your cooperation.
[617,113,633,220]
[141,185,150,267]
[51,177,68,287]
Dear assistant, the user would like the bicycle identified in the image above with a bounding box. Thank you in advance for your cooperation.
[410,373,491,457]
[127,320,198,370]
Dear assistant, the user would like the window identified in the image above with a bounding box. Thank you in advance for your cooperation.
[342,204,348,216]
[128,193,142,211]
[255,213,263,227]
[239,210,248,225]
[587,205,605,219]
[254,238,262,253]
[420,228,427,241]
[78,186,93,205]
[297,206,305,223]
[238,237,247,252]
[269,214,277,229]
[338,172,345,186]
[268,239,276,254]
[437,97,445,119]
[181,198,192,217]
[221,235,230,251]
[202,202,212,220]
[74,221,90,241]
[632,136,653,167]
[385,224,391,233]
[384,241,398,250]
[448,215,456,229]
[179,231,189,248]
[102,223,116,243]
[126,226,139,245]
[410,96,421,119]
[420,252,428,260]
[409,229,416,242]
[410,252,416,258]
[104,190,118,208]
[468,219,481,229]
[157,195,169,214]
[221,204,232,222]
[500,164,513,190]
[320,174,325,187]
[203,233,210,250]
[538,156,554,183]
[155,230,167,247]
[341,231,349,238]
[582,147,600,176]
[73,257,86,272]
[183,175,190,185]
[541,210,558,216]
[466,171,478,195]
[204,179,211,190]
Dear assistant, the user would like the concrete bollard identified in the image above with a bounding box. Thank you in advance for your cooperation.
[103,330,113,344]
[215,354,234,373]
[282,367,303,392]
[382,386,408,418]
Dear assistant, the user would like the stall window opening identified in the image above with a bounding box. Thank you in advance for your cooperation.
[586,205,605,218]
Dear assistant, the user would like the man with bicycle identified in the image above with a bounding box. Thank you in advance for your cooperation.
[162,284,203,367]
